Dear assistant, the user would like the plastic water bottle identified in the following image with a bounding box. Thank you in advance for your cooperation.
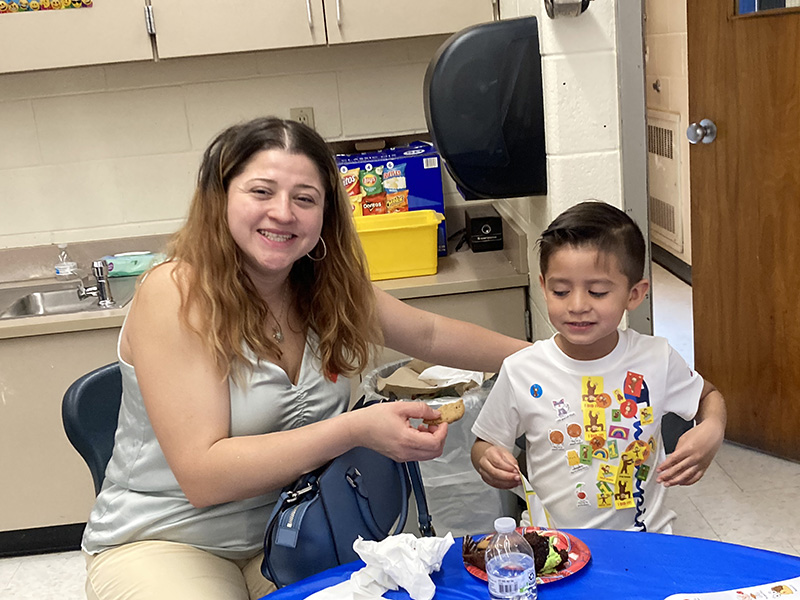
[54,244,78,280]
[485,517,537,600]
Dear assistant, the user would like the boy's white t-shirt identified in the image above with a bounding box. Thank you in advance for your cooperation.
[472,328,704,533]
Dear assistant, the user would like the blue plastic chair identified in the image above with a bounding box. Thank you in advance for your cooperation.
[61,362,122,495]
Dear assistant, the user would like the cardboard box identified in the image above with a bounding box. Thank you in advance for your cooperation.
[336,141,447,256]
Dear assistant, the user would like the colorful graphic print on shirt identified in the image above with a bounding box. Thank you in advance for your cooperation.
[545,370,655,530]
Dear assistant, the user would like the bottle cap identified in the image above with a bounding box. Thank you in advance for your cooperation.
[494,516,517,533]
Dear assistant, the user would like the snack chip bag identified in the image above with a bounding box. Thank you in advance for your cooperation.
[359,165,386,216]
[382,162,407,194]
[359,167,384,197]
[361,194,386,216]
[339,167,361,198]
[385,190,409,213]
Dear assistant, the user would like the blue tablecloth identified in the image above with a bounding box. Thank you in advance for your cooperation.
[264,529,800,600]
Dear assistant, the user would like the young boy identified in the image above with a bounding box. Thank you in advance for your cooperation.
[471,201,726,533]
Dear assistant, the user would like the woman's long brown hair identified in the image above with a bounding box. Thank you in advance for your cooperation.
[168,117,380,382]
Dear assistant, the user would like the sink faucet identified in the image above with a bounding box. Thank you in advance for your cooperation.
[77,260,116,308]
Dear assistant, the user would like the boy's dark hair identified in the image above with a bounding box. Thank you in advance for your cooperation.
[538,201,646,286]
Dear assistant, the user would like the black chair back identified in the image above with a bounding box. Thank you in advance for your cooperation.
[62,362,122,495]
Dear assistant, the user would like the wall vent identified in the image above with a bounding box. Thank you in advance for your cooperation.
[648,124,673,159]
[649,195,676,234]
[646,110,683,254]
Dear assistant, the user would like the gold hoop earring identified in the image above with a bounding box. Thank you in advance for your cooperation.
[306,237,327,262]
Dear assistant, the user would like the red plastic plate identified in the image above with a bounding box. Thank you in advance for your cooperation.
[464,527,591,585]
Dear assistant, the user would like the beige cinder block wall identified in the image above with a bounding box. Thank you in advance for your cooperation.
[499,0,642,340]
[0,37,448,250]
[0,1,644,339]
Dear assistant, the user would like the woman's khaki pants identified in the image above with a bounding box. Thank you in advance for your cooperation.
[84,541,277,600]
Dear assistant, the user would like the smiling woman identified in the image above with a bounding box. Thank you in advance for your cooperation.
[79,116,530,600]
[165,117,378,385]
[226,150,324,285]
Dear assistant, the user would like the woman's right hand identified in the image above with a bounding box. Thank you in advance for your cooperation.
[349,401,448,463]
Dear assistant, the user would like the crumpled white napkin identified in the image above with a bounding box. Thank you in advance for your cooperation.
[303,533,454,600]
[417,365,484,388]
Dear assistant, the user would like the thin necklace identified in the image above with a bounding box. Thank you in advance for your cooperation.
[271,285,289,344]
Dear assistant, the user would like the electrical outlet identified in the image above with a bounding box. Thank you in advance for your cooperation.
[289,107,315,129]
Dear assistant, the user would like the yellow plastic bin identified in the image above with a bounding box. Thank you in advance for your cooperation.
[354,211,444,281]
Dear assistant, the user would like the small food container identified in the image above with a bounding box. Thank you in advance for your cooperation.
[354,210,444,281]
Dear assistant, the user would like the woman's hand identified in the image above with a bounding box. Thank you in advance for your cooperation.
[349,401,448,463]
[471,439,521,489]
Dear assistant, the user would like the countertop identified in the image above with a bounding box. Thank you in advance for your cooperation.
[378,245,528,299]
[0,247,527,341]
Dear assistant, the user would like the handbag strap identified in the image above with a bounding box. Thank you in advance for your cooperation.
[406,460,435,537]
[346,459,409,538]
[353,395,436,537]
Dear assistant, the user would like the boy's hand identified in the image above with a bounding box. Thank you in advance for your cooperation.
[656,419,724,487]
[657,381,726,487]
[472,440,521,489]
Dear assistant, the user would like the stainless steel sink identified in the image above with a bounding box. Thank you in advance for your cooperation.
[0,277,137,320]
[3,288,91,318]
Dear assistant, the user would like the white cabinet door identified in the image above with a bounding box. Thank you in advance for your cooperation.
[370,287,528,369]
[150,0,326,60]
[0,0,152,74]
[0,327,120,531]
[323,0,495,45]
[0,0,492,74]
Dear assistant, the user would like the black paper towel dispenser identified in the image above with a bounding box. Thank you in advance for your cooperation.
[423,16,547,200]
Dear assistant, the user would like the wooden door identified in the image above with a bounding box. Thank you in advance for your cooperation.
[323,0,495,45]
[687,2,800,460]
[150,0,326,60]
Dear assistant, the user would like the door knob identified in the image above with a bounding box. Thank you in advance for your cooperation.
[686,119,717,144]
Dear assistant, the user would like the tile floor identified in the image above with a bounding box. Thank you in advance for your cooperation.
[1,264,798,599]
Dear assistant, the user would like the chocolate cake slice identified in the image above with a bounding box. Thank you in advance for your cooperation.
[462,530,568,576]
[462,535,487,571]
[523,531,569,574]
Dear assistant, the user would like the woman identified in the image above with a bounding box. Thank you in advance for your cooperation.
[82,117,529,599]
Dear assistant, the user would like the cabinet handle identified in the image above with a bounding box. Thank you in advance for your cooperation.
[492,0,499,20]
[306,0,313,29]
[336,0,342,27]
[144,4,156,35]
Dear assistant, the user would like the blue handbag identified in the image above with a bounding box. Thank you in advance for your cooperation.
[261,399,434,588]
